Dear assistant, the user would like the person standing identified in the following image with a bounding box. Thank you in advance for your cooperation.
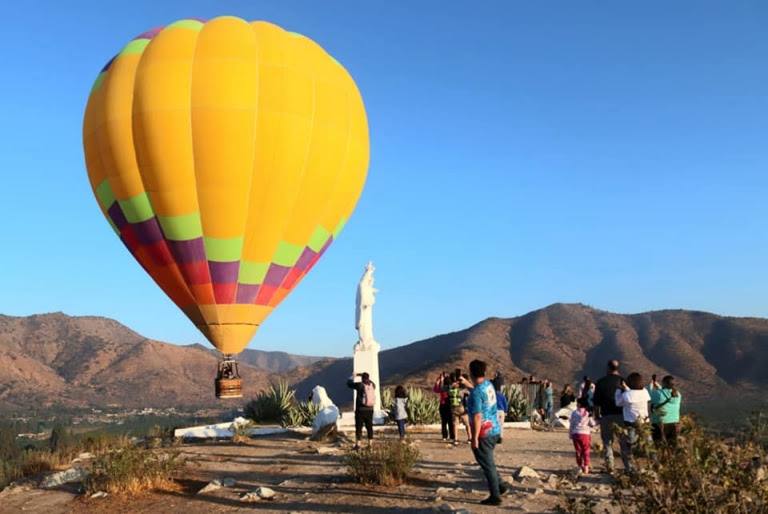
[492,370,505,391]
[347,372,376,449]
[495,381,508,444]
[615,372,652,473]
[560,384,577,409]
[593,360,624,472]
[433,372,455,442]
[467,359,507,506]
[394,385,409,443]
[569,397,597,474]
[650,375,682,452]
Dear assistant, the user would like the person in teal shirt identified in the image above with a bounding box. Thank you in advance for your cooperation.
[650,375,682,451]
[466,359,506,506]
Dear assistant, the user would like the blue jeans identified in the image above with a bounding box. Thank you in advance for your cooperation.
[396,419,406,438]
[471,434,501,499]
[599,414,623,470]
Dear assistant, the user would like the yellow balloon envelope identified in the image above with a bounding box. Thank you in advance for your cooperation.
[83,16,369,355]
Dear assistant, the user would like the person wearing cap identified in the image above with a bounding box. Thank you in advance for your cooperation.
[491,370,504,391]
[347,371,376,449]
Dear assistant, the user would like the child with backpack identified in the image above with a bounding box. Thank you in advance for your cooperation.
[394,385,409,442]
[569,397,597,474]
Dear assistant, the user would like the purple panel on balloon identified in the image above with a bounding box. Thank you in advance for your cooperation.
[134,27,164,40]
[263,264,290,287]
[209,261,239,284]
[107,202,128,231]
[235,284,260,304]
[295,247,318,271]
[167,238,206,263]
[100,56,116,73]
[132,217,165,245]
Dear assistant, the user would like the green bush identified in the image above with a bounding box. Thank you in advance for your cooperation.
[343,439,420,486]
[86,443,188,495]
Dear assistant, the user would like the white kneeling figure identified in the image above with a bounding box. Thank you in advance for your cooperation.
[311,385,340,440]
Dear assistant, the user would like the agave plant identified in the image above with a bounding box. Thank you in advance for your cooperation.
[244,380,296,424]
[405,387,440,425]
[380,387,395,423]
[282,400,320,428]
[502,384,528,422]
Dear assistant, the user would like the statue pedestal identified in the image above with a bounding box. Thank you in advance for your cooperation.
[352,341,385,420]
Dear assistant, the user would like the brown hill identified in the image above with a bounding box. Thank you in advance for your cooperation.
[186,343,327,372]
[2,304,766,411]
[290,303,768,407]
[0,313,278,410]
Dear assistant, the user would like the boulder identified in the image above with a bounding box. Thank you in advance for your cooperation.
[514,466,540,480]
[198,477,236,493]
[40,467,88,488]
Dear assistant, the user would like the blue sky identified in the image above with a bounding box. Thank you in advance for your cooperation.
[1,1,766,358]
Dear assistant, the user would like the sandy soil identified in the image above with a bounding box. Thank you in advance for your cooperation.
[0,426,619,513]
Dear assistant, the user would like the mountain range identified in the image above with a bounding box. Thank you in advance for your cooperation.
[1,303,766,411]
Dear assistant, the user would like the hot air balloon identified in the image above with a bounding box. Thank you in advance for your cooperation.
[82,16,369,398]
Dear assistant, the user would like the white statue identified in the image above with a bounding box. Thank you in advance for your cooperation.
[355,261,379,350]
[310,385,340,441]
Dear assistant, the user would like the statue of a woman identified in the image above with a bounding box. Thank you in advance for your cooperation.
[355,261,379,350]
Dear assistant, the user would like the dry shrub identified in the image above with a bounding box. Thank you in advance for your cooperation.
[558,413,768,513]
[343,439,420,486]
[612,414,767,513]
[85,444,188,495]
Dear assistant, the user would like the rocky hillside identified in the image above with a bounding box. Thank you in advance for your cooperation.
[0,313,289,409]
[2,304,766,411]
[291,303,768,407]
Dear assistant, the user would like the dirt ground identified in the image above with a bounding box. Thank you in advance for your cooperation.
[0,425,619,513]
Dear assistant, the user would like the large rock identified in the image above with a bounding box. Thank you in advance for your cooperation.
[198,477,236,494]
[40,467,88,488]
[515,466,540,480]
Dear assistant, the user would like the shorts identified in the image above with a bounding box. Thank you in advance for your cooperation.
[451,405,466,421]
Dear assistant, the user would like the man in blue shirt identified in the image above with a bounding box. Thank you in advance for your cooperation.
[466,359,507,506]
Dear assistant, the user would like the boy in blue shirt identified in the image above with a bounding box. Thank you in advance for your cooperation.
[466,359,507,506]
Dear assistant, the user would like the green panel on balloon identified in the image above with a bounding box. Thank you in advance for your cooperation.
[308,225,332,253]
[166,19,205,31]
[158,213,203,241]
[204,237,244,262]
[91,73,107,94]
[239,261,269,284]
[118,192,155,223]
[332,217,347,239]
[273,241,303,267]
[95,180,116,210]
[119,39,150,57]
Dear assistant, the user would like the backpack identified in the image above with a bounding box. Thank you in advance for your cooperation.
[448,386,461,407]
[361,381,376,407]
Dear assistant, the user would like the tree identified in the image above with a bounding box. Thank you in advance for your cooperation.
[0,423,20,461]
[48,422,72,454]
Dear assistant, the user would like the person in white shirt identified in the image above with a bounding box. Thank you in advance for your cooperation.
[614,372,651,473]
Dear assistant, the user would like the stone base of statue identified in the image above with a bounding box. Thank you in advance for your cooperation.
[352,340,387,424]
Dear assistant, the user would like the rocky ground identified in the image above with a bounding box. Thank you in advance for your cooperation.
[0,426,620,513]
